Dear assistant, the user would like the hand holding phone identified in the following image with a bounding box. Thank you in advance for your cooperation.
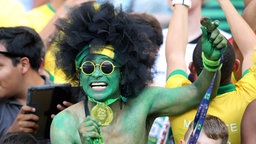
[8,105,39,134]
[26,83,81,139]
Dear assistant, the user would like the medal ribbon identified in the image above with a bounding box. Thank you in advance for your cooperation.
[187,73,216,144]
[188,52,224,144]
[87,96,121,106]
[83,98,104,144]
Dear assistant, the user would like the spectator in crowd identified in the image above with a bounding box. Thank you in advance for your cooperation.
[180,115,228,144]
[0,0,93,83]
[49,1,225,143]
[166,0,256,143]
[230,0,256,81]
[0,26,71,143]
[239,0,256,143]
[153,0,231,87]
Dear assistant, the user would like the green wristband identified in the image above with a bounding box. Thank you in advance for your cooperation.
[202,52,221,72]
[203,62,220,72]
[202,52,220,67]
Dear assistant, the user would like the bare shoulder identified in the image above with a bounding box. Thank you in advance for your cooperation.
[54,101,85,123]
[67,101,84,112]
[50,102,84,143]
[66,101,85,121]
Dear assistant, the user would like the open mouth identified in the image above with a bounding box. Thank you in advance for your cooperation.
[90,82,108,91]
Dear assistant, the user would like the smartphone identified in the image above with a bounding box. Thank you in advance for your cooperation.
[26,83,81,139]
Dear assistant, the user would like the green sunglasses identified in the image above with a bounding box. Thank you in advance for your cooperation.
[79,60,119,75]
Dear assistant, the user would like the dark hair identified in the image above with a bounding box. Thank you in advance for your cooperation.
[131,13,163,74]
[0,26,45,70]
[0,132,37,144]
[131,13,163,47]
[131,12,163,71]
[54,2,158,98]
[192,37,235,85]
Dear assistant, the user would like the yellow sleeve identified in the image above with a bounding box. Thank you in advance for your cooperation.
[165,70,191,88]
[25,3,55,32]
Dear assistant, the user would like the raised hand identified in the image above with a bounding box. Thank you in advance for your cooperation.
[200,17,227,71]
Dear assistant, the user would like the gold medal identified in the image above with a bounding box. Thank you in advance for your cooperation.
[91,103,113,126]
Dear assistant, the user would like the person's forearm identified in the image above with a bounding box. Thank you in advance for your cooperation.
[242,0,256,31]
[218,0,256,72]
[194,68,220,97]
[39,4,68,50]
[174,69,220,115]
[166,4,188,75]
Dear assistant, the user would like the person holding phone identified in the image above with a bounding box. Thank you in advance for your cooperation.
[0,26,72,142]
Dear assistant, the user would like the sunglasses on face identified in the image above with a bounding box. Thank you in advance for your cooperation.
[79,60,119,75]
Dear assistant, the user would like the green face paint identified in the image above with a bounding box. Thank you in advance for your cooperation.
[80,55,121,102]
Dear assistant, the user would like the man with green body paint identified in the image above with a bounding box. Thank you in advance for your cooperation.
[50,1,227,144]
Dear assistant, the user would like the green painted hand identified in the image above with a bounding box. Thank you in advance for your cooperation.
[78,116,103,144]
[200,17,227,71]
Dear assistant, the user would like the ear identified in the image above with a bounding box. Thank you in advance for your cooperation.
[180,139,186,144]
[232,58,242,80]
[232,58,241,72]
[19,57,30,73]
[188,62,197,75]
[38,58,45,75]
[38,58,44,73]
